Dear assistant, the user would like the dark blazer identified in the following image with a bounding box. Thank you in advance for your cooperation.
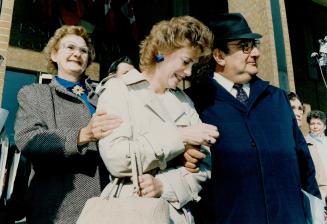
[187,75,320,224]
[14,78,108,224]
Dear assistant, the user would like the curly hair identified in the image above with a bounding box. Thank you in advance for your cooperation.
[139,16,213,73]
[43,25,96,74]
[307,110,326,125]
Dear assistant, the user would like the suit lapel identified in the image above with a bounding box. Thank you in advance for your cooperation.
[209,78,248,112]
[208,76,269,112]
[247,76,269,108]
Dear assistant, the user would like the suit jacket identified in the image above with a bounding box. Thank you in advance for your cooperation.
[14,78,108,224]
[97,69,211,224]
[187,75,320,224]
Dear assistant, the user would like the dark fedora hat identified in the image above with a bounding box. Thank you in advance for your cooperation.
[208,13,262,41]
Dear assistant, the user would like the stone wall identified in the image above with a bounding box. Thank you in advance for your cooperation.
[0,0,14,105]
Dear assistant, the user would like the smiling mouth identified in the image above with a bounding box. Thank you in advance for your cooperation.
[68,60,82,65]
[174,73,184,81]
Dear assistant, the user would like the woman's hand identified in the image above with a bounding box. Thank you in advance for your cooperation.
[183,144,206,173]
[78,111,122,145]
[138,174,163,198]
[178,123,219,146]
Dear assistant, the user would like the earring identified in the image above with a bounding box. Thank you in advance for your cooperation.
[155,54,164,63]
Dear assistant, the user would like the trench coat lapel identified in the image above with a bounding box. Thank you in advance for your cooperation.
[123,69,185,123]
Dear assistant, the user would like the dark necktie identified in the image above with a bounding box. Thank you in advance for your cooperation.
[233,84,248,104]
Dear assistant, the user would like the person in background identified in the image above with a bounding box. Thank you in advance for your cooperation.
[306,110,327,175]
[108,56,135,77]
[96,56,135,95]
[186,13,320,223]
[97,16,219,223]
[288,92,327,220]
[14,25,122,224]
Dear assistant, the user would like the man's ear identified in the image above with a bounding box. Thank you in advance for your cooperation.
[212,48,225,66]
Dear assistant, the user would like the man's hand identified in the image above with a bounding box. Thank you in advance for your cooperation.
[183,144,206,173]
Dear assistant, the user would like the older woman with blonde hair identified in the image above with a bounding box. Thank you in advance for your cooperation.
[15,25,122,223]
[97,16,219,223]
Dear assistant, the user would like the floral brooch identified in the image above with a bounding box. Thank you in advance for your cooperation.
[72,85,85,96]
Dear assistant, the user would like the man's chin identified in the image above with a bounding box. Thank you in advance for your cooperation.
[238,74,253,84]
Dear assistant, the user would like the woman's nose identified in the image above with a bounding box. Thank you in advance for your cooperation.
[184,65,192,77]
[73,50,82,57]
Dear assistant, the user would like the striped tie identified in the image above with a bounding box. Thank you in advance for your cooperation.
[233,84,248,104]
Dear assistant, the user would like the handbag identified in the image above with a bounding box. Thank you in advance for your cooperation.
[76,146,170,224]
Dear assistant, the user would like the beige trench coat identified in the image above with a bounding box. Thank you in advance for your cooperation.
[305,136,327,200]
[97,69,211,224]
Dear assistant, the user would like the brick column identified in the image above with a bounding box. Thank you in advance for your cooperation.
[0,0,14,105]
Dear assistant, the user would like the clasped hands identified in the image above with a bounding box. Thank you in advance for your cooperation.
[79,113,218,197]
[179,123,219,173]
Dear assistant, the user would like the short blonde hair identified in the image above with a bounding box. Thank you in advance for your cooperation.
[43,25,96,74]
[139,16,213,73]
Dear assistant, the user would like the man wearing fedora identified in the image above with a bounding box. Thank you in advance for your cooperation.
[186,13,321,223]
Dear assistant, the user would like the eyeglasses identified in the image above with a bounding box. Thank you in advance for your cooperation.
[60,42,89,55]
[228,39,260,54]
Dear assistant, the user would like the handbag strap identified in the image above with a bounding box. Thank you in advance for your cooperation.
[101,177,120,199]
[130,147,142,195]
[127,84,143,196]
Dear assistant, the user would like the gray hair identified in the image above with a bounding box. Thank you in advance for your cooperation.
[306,110,326,125]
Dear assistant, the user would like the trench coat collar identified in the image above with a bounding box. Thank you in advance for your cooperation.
[121,69,185,123]
[49,75,99,106]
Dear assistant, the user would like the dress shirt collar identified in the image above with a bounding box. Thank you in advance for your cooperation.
[213,72,250,97]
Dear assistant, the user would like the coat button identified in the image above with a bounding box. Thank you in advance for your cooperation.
[251,141,256,148]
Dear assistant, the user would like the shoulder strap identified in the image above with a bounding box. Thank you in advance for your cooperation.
[126,85,143,196]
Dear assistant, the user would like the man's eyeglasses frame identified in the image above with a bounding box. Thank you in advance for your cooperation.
[227,39,260,54]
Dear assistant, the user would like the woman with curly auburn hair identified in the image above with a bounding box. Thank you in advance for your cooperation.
[97,16,218,223]
[14,25,122,223]
[139,16,213,73]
